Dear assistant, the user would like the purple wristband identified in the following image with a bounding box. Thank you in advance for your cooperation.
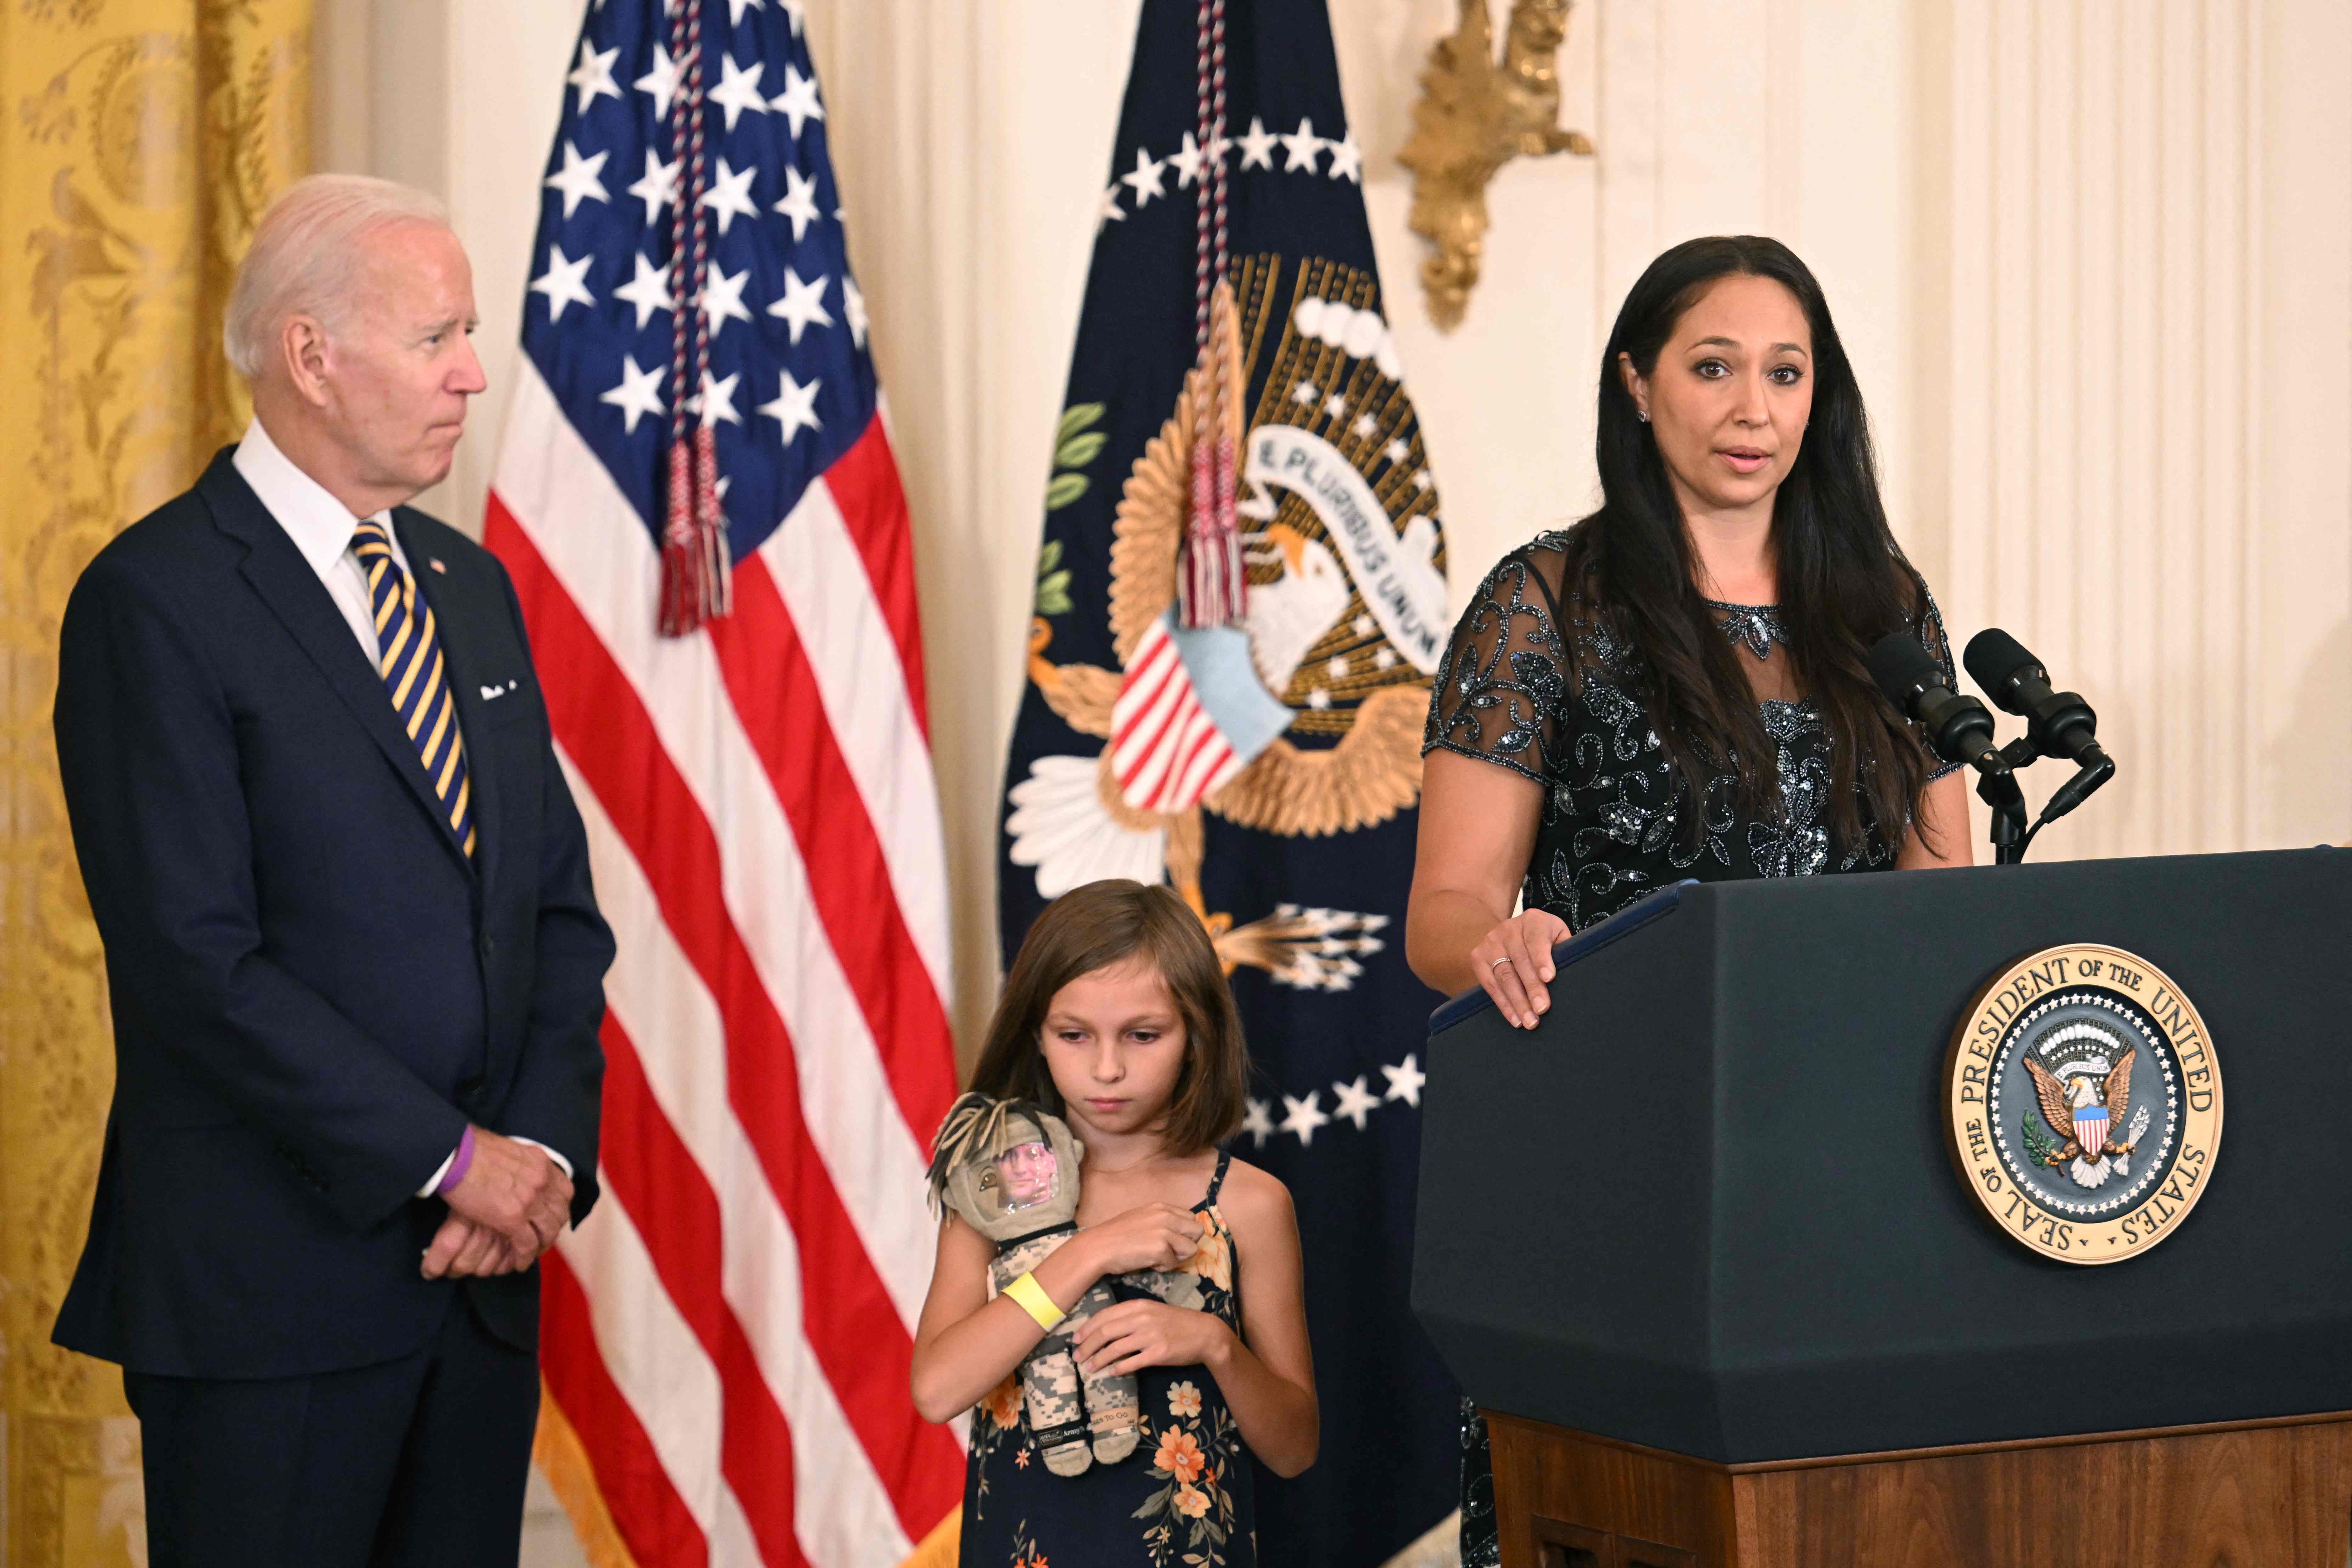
[434,1125,477,1196]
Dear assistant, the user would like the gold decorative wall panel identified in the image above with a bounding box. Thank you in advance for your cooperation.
[0,2,310,1562]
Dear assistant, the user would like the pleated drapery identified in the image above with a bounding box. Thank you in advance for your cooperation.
[0,3,310,1561]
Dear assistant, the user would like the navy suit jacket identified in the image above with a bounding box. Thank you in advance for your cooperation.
[52,449,613,1379]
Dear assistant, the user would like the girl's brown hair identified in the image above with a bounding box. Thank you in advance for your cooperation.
[970,880,1248,1155]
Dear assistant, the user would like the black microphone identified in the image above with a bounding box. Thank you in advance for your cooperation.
[1867,633,2005,772]
[1963,629,2107,765]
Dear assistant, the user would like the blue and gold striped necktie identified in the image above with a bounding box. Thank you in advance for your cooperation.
[351,519,476,859]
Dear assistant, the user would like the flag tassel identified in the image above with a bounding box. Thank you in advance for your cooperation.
[1177,0,1243,632]
[1178,428,1246,629]
[659,428,732,636]
[655,0,729,637]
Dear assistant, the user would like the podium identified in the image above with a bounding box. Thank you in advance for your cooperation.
[1412,849,2352,1567]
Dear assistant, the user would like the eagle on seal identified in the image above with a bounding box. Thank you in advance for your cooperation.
[2026,1047,2137,1165]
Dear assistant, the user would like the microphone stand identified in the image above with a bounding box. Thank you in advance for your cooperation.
[1987,736,2116,863]
[1973,759,2030,866]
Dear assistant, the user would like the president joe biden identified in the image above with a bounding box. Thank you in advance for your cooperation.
[51,174,614,1565]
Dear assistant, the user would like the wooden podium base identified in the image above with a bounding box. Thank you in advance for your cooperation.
[1485,1408,2352,1568]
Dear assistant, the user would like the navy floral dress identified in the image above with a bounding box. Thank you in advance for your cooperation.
[1422,532,1957,1564]
[961,1153,1255,1568]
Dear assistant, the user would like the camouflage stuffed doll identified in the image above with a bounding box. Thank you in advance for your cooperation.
[929,1093,1141,1476]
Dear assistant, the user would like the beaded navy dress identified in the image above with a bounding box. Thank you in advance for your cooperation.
[1421,532,1958,1564]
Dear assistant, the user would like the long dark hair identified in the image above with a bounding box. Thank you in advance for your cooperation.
[1565,234,1934,857]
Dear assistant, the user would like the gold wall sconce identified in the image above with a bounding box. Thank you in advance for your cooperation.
[1398,0,1596,331]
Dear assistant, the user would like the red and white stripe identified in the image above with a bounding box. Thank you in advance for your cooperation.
[491,358,963,1568]
[1110,615,1245,814]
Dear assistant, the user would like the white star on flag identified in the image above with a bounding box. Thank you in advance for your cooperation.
[759,369,824,444]
[1324,392,1348,418]
[1381,1054,1426,1108]
[1326,130,1364,183]
[1099,185,1126,224]
[1169,131,1205,188]
[544,140,610,217]
[1121,147,1168,207]
[599,354,665,433]
[842,275,868,348]
[1241,1097,1275,1148]
[627,149,678,221]
[1280,1091,1331,1147]
[1383,438,1411,465]
[1280,117,1324,173]
[700,261,752,332]
[1331,1076,1382,1131]
[1237,115,1279,170]
[699,156,760,234]
[766,266,833,343]
[724,0,763,23]
[1351,412,1378,439]
[772,64,825,137]
[633,42,683,121]
[780,0,806,34]
[1292,380,1318,404]
[529,245,596,321]
[566,39,621,113]
[612,251,675,329]
[708,54,769,132]
[691,369,742,428]
[773,165,822,241]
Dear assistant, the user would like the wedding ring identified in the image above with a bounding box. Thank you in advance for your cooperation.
[1491,955,1513,970]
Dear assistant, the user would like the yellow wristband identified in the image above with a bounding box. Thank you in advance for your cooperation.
[1002,1270,1065,1332]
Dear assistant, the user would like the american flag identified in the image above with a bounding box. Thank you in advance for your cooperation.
[482,2,964,1564]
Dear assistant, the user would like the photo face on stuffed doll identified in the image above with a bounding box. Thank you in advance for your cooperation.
[995,1141,1058,1212]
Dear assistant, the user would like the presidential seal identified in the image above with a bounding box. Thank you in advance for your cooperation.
[1945,944,2223,1264]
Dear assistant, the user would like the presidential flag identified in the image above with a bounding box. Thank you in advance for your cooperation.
[998,2,1460,1562]
[484,2,963,1564]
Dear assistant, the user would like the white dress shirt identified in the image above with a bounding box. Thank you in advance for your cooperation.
[233,417,409,664]
[233,418,573,1198]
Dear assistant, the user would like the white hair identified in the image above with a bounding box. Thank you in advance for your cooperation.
[223,174,452,379]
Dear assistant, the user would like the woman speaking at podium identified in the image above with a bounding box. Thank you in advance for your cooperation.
[1404,236,1973,1564]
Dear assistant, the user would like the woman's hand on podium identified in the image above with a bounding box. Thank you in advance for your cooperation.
[1471,909,1570,1029]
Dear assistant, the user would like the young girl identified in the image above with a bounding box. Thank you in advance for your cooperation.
[912,879,1317,1567]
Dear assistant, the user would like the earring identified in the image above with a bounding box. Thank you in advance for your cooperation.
[1636,410,1650,423]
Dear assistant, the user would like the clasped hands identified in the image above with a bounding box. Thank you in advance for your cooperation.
[420,1128,573,1280]
[1066,1202,1232,1379]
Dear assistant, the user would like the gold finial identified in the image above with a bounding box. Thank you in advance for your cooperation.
[1397,0,1596,332]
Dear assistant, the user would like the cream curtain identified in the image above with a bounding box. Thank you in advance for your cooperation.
[0,3,310,1562]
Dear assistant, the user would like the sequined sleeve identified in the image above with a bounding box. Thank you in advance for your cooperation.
[1421,543,1571,785]
[1911,583,1963,783]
